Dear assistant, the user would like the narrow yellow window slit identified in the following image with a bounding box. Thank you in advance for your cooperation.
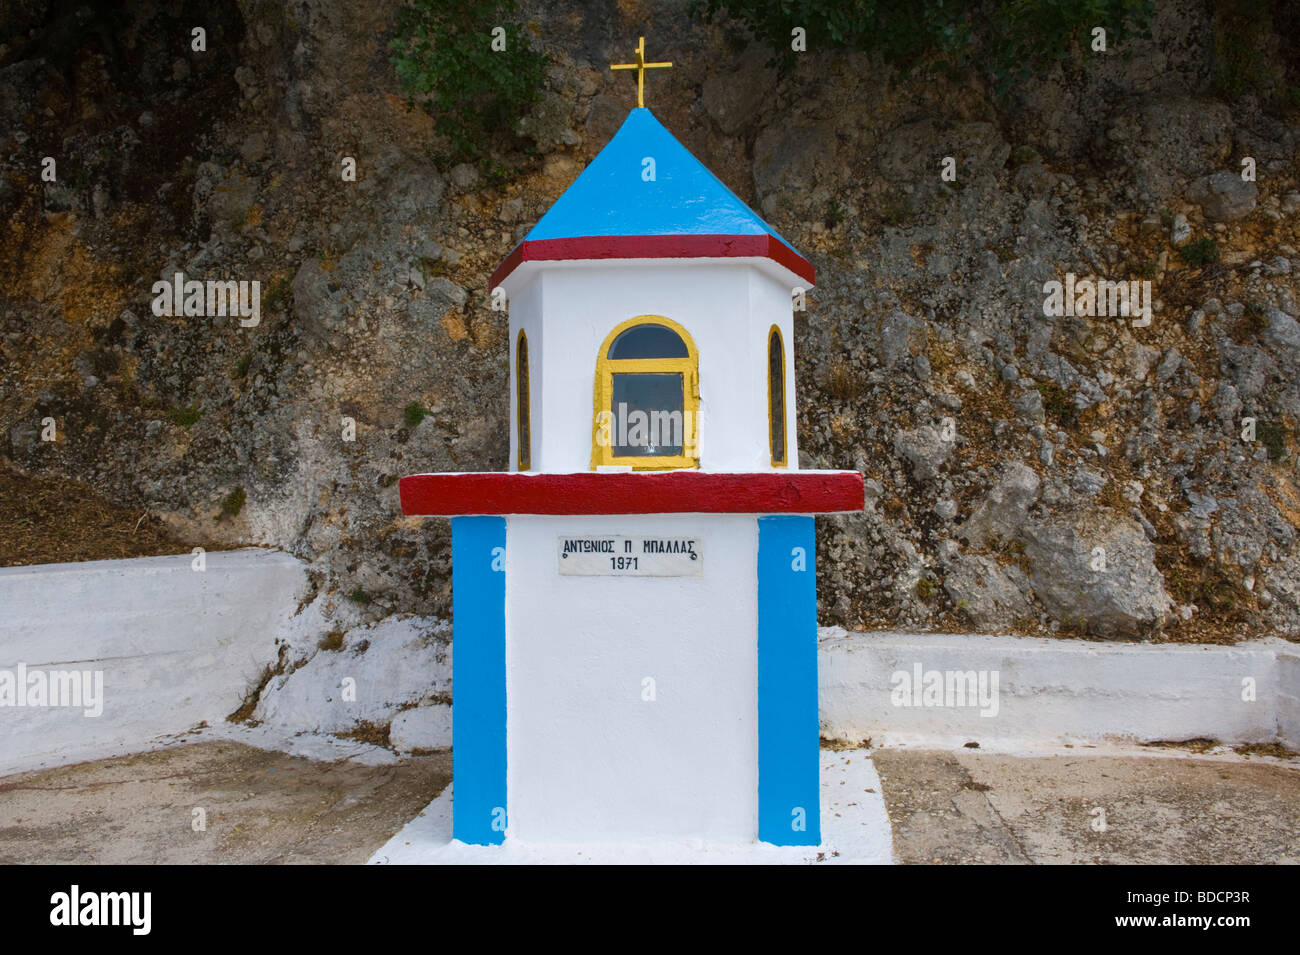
[516,329,531,471]
[592,315,699,470]
[768,324,787,467]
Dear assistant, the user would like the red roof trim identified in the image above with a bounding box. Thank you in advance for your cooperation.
[489,234,815,289]
[399,471,862,516]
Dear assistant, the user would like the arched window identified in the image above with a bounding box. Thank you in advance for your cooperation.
[768,325,787,467]
[516,330,530,471]
[592,316,699,470]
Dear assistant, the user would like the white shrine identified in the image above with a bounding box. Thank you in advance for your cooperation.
[400,39,863,848]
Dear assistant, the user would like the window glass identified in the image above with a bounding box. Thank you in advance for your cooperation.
[516,333,530,470]
[611,372,684,456]
[607,323,689,359]
[769,328,786,465]
[593,316,698,470]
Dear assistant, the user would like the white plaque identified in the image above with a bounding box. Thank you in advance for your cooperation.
[558,535,702,576]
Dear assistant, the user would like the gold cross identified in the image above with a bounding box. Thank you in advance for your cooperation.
[610,36,672,108]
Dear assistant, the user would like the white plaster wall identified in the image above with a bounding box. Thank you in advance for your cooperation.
[748,266,799,469]
[506,260,799,473]
[0,549,306,774]
[1278,647,1300,750]
[819,630,1289,747]
[508,275,544,473]
[505,513,759,842]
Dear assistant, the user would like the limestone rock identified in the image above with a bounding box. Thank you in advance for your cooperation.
[517,90,580,152]
[1104,97,1232,200]
[960,462,1040,547]
[943,553,1033,630]
[702,50,774,135]
[253,617,451,734]
[390,704,452,752]
[1187,171,1258,222]
[875,309,928,368]
[752,119,837,203]
[1023,513,1173,638]
[449,163,479,190]
[893,425,954,482]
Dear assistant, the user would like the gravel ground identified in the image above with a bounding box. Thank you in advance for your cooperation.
[2,741,1295,864]
[871,747,1300,864]
[0,741,450,864]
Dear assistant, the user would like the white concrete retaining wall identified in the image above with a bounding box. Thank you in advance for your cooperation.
[3,549,1294,776]
[819,630,1297,748]
[0,549,307,774]
[1278,648,1300,750]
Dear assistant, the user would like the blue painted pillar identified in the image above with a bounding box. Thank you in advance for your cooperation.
[757,515,820,846]
[451,516,507,845]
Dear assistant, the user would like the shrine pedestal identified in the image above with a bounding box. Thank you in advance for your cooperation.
[400,470,863,846]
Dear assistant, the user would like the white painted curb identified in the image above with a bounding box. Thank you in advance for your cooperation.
[0,548,307,774]
[819,629,1297,748]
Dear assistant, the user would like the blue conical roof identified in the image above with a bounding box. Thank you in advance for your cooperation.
[491,108,813,289]
[524,108,800,255]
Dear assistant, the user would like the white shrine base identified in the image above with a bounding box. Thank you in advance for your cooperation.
[368,748,892,865]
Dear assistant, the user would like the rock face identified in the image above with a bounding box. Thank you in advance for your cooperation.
[702,50,775,136]
[874,309,929,369]
[252,614,452,736]
[1023,514,1174,638]
[1104,97,1233,202]
[893,425,953,482]
[942,553,1033,630]
[960,462,1040,548]
[390,704,453,753]
[1,0,1298,662]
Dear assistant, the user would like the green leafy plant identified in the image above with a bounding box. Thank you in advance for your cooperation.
[218,487,246,521]
[1008,145,1041,166]
[403,402,430,428]
[262,274,292,314]
[824,199,845,228]
[1211,0,1277,97]
[881,195,912,227]
[1178,237,1219,267]
[1135,258,1159,279]
[168,403,203,429]
[1255,418,1290,461]
[389,0,546,163]
[688,0,1154,92]
[1034,381,1077,428]
[231,352,253,380]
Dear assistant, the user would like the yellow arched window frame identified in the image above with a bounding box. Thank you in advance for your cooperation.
[515,329,531,471]
[591,315,700,470]
[767,324,788,468]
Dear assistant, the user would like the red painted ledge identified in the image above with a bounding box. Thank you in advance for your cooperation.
[490,234,815,289]
[399,470,863,516]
